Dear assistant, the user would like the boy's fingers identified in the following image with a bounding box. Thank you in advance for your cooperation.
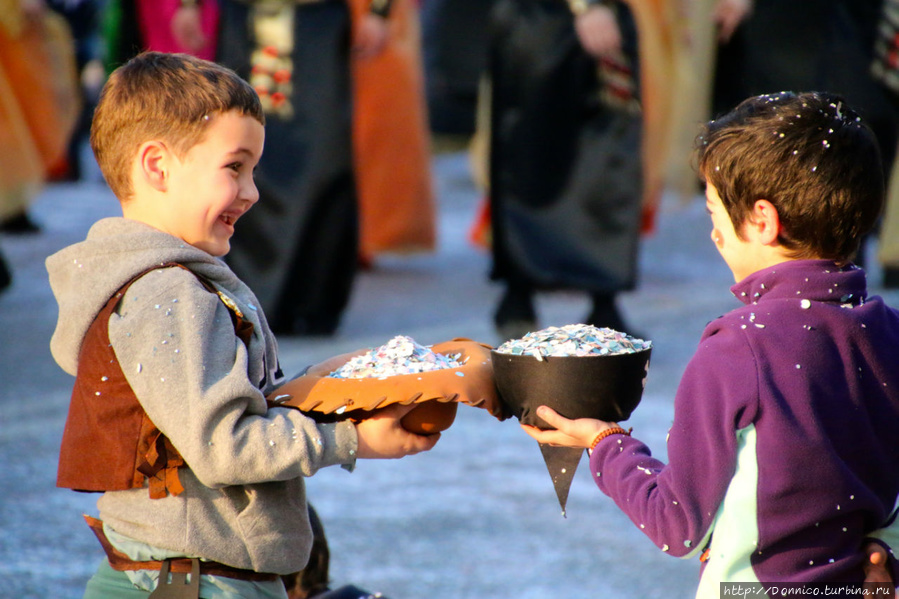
[536,405,569,429]
[521,423,545,442]
[407,432,440,453]
[861,542,894,590]
[395,402,419,417]
[407,433,440,455]
[421,432,441,449]
[521,423,562,445]
[376,402,417,419]
[521,423,541,435]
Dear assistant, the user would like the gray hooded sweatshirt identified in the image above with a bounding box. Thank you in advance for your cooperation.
[46,217,357,575]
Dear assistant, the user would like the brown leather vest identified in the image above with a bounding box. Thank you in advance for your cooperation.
[56,263,254,499]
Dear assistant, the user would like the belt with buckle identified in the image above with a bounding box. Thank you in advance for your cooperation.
[83,514,280,584]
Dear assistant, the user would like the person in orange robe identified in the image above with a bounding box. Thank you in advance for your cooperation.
[347,0,437,265]
[0,0,79,289]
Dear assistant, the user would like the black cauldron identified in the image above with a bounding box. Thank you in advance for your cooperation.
[491,347,652,427]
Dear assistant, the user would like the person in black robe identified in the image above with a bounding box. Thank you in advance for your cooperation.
[218,0,388,336]
[487,0,644,340]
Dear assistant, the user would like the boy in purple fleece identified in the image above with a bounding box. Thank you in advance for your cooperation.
[523,91,899,595]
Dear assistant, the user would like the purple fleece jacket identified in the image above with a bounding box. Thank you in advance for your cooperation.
[590,260,899,592]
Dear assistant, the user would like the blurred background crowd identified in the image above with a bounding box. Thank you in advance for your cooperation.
[4,0,899,336]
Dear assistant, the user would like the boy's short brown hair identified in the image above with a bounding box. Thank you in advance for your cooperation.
[90,52,265,201]
[695,91,884,263]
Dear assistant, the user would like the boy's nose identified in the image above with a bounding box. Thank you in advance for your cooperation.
[244,180,260,206]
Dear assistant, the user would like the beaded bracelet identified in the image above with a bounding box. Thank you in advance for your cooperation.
[589,426,632,451]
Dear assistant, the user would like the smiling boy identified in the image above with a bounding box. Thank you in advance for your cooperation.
[523,92,899,594]
[47,52,437,599]
[119,108,264,257]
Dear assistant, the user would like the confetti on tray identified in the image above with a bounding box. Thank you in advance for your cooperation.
[495,324,651,360]
[328,335,466,379]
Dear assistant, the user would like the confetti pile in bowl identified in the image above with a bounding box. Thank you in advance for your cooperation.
[495,324,651,360]
[329,335,465,379]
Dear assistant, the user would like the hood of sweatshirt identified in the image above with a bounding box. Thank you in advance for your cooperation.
[46,217,272,377]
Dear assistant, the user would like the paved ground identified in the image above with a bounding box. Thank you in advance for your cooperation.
[2,151,898,598]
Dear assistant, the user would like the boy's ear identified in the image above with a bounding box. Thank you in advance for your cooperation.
[748,199,782,246]
[137,140,173,192]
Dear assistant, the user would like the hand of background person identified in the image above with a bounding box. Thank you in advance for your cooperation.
[574,5,622,59]
[20,0,46,21]
[863,541,896,597]
[171,5,207,54]
[521,405,615,449]
[353,13,389,60]
[354,403,440,458]
[712,0,752,43]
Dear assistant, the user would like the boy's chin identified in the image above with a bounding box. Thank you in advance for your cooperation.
[191,239,230,257]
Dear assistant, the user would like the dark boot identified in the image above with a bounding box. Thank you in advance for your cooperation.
[884,266,899,289]
[586,293,631,335]
[0,212,39,234]
[0,252,10,294]
[494,284,536,341]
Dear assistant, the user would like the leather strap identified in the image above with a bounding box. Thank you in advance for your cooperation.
[84,515,279,582]
[149,558,199,599]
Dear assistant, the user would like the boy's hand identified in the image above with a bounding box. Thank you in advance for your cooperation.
[355,403,440,458]
[863,541,895,596]
[520,405,613,449]
[21,0,46,20]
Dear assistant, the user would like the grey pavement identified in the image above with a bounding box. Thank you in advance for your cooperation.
[2,151,898,599]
